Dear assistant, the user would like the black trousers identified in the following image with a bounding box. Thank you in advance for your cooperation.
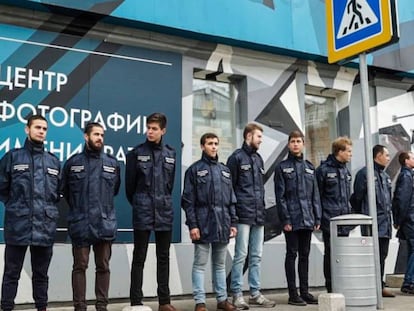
[322,231,332,292]
[379,237,390,288]
[1,244,53,311]
[130,230,172,305]
[284,229,312,297]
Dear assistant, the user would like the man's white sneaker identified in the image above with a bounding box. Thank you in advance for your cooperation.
[232,296,249,310]
[248,294,276,308]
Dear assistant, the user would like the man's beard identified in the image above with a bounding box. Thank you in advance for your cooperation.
[87,138,103,152]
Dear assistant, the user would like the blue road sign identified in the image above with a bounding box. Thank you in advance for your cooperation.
[326,0,398,63]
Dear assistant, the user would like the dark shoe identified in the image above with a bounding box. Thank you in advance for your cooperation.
[195,303,208,311]
[288,296,306,306]
[159,304,178,311]
[401,284,414,295]
[300,293,318,304]
[382,288,395,298]
[217,300,237,311]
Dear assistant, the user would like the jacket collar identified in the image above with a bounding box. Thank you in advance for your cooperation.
[242,142,256,155]
[24,138,44,154]
[202,152,218,164]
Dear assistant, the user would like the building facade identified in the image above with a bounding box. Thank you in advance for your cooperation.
[0,0,413,303]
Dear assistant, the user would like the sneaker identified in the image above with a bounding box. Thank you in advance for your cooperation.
[232,296,249,310]
[401,284,414,295]
[288,295,306,306]
[300,293,318,304]
[248,294,276,308]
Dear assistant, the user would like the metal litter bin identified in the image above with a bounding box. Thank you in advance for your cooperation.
[330,214,376,311]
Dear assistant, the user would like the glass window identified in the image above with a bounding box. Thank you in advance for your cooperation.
[192,79,237,162]
[305,93,337,166]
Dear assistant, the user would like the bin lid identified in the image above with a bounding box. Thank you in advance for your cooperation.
[330,213,372,224]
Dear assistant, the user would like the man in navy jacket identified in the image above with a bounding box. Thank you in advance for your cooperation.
[274,130,321,306]
[0,115,61,311]
[316,137,352,293]
[227,123,275,309]
[125,113,177,311]
[352,144,394,297]
[182,132,237,311]
[61,122,120,311]
[392,151,414,294]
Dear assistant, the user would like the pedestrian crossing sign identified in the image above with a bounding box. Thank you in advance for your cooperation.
[326,0,398,63]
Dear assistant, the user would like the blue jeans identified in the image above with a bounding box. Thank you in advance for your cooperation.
[192,243,228,304]
[230,224,264,297]
[403,238,414,286]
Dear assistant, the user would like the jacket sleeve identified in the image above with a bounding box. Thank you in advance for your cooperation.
[181,167,198,230]
[315,166,325,199]
[125,151,137,205]
[113,162,121,196]
[312,171,322,225]
[60,159,70,201]
[392,172,412,226]
[229,178,238,227]
[351,169,367,214]
[274,164,290,226]
[0,152,11,203]
[226,154,239,190]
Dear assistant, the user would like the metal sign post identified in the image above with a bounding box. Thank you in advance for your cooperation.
[326,1,399,309]
[359,52,383,309]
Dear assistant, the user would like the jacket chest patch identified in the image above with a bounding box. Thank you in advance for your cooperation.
[222,171,230,178]
[165,157,175,164]
[197,170,209,177]
[103,165,116,173]
[70,165,85,173]
[283,167,294,173]
[13,164,29,171]
[47,168,59,176]
[138,155,151,162]
[327,173,337,179]
[305,168,314,175]
[240,164,251,171]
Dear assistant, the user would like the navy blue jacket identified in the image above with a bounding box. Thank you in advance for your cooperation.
[0,139,60,246]
[125,140,176,231]
[352,162,392,238]
[316,154,352,233]
[61,146,120,247]
[392,166,414,241]
[274,153,321,231]
[182,152,237,243]
[227,142,265,225]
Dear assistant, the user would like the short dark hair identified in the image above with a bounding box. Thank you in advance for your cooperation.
[27,115,47,127]
[243,123,263,140]
[84,122,104,135]
[147,112,167,129]
[398,151,412,166]
[200,132,219,145]
[373,144,386,159]
[288,130,304,142]
[332,136,352,156]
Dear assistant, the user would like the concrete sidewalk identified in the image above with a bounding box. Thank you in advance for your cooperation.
[15,288,414,311]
